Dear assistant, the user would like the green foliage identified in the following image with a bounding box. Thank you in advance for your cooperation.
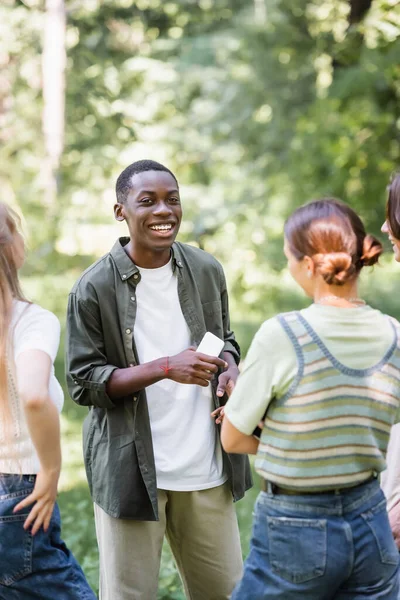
[3,0,399,295]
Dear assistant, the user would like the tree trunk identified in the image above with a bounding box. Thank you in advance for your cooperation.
[42,0,66,211]
[348,0,373,25]
[254,0,266,24]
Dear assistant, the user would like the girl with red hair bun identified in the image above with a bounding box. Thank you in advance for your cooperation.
[222,197,400,600]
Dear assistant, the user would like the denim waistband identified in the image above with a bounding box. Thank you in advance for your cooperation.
[257,477,383,517]
[0,473,36,481]
[0,473,36,496]
[261,475,376,496]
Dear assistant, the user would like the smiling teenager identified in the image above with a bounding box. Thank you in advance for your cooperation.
[222,198,400,599]
[65,160,252,600]
[381,172,400,551]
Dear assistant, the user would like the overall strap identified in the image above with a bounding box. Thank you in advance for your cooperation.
[277,311,327,366]
[387,316,400,348]
[379,316,400,374]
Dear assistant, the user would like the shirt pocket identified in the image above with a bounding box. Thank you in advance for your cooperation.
[267,516,327,584]
[201,301,223,339]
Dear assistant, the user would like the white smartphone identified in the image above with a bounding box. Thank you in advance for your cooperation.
[196,332,225,357]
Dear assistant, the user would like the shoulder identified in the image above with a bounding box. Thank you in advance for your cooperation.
[243,315,298,375]
[13,302,61,358]
[380,312,400,345]
[14,301,60,332]
[255,315,293,346]
[249,313,302,362]
[174,242,224,276]
[383,313,400,329]
[70,252,114,300]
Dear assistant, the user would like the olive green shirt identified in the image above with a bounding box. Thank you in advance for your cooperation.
[66,238,252,520]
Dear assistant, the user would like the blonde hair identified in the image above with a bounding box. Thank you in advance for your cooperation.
[0,203,28,444]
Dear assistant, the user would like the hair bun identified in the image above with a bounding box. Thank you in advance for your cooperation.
[361,234,383,267]
[316,252,356,286]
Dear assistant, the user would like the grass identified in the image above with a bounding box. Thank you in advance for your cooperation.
[57,395,260,599]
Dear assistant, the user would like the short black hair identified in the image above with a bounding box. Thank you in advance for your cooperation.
[115,159,178,204]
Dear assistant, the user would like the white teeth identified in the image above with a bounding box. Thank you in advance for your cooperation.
[150,224,172,231]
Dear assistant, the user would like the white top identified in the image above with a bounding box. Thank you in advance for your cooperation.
[0,301,64,474]
[135,259,226,491]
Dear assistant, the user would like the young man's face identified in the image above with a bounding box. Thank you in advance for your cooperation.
[114,170,182,255]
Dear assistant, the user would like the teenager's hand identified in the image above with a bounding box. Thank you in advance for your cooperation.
[13,468,60,535]
[211,406,225,424]
[167,348,228,387]
[217,364,239,398]
[388,499,400,549]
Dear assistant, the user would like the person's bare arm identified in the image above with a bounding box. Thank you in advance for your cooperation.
[221,415,260,455]
[13,349,61,535]
[106,348,228,399]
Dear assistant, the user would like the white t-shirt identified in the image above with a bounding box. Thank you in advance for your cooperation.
[135,259,226,491]
[0,301,64,474]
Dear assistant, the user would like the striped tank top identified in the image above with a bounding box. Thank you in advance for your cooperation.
[255,311,400,491]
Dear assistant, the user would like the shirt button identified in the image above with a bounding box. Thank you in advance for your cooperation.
[122,274,127,280]
[126,328,132,334]
[133,396,138,402]
[74,380,78,384]
[133,273,139,280]
[177,261,183,267]
[130,296,135,302]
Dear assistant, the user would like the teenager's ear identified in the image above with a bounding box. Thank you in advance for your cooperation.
[304,255,315,277]
[114,203,125,222]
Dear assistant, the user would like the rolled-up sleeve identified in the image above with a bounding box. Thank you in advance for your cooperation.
[218,263,240,364]
[66,292,118,409]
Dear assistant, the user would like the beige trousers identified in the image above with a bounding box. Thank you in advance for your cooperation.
[94,482,243,600]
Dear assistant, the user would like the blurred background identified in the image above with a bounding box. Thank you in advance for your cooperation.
[2,0,400,596]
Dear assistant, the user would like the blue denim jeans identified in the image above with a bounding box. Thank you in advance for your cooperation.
[231,478,399,600]
[0,474,97,600]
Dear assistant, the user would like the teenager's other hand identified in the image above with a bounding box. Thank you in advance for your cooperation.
[211,406,225,424]
[217,365,239,398]
[13,468,59,535]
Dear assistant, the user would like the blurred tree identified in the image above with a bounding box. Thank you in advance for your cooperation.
[1,0,399,329]
[348,0,373,24]
[42,0,66,223]
[143,0,400,324]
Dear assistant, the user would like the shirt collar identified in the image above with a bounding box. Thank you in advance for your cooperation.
[110,237,183,281]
